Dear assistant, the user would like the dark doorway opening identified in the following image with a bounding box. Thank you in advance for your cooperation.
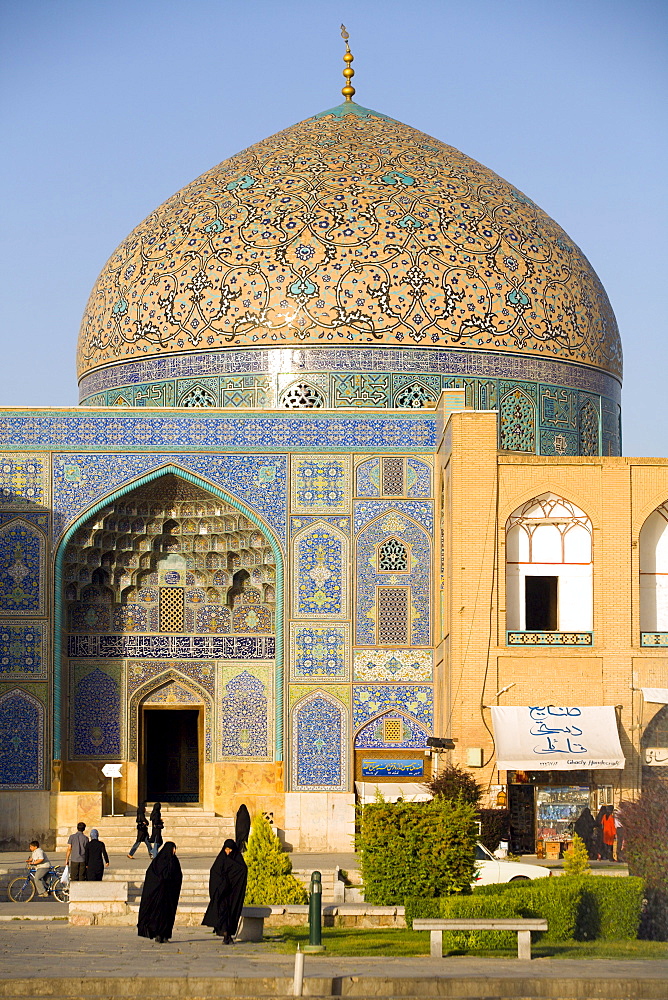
[525,575,558,630]
[144,709,200,803]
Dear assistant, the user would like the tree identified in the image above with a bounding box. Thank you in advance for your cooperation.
[429,762,482,806]
[244,813,308,905]
[620,782,668,939]
[562,833,591,875]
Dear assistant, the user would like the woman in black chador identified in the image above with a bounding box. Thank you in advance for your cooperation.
[202,839,248,944]
[127,803,152,859]
[83,829,109,881]
[573,806,597,859]
[137,842,182,943]
[149,802,164,859]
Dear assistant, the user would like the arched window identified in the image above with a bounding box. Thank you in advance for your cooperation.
[639,502,668,633]
[506,493,592,633]
[378,537,408,573]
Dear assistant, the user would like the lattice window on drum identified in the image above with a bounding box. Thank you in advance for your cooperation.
[578,399,599,456]
[378,537,408,573]
[500,389,535,453]
[394,382,436,408]
[180,385,217,407]
[382,457,404,495]
[377,587,409,644]
[281,383,325,408]
[159,587,184,632]
[383,717,404,743]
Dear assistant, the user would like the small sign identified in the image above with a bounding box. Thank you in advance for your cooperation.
[361,758,424,778]
[644,748,668,766]
[101,763,123,778]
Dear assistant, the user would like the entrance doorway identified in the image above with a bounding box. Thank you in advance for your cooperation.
[143,708,201,803]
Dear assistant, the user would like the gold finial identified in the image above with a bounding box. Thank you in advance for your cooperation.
[340,24,355,102]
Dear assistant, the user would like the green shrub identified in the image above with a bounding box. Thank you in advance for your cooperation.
[244,813,308,904]
[563,833,591,876]
[478,808,510,853]
[358,796,478,904]
[577,876,644,940]
[404,896,440,929]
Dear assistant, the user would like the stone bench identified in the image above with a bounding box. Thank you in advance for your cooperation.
[236,905,273,942]
[69,881,129,923]
[412,918,548,960]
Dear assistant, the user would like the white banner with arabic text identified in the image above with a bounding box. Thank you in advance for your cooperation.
[492,706,625,770]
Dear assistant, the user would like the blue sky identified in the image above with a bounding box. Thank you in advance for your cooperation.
[1,0,666,455]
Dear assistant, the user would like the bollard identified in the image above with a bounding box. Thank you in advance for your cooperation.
[303,869,325,953]
[292,944,304,997]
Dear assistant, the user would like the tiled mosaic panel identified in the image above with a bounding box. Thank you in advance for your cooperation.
[52,453,288,543]
[0,624,48,678]
[0,687,44,788]
[356,459,380,497]
[291,456,351,514]
[127,664,214,762]
[354,711,429,749]
[292,691,348,791]
[0,521,44,615]
[0,455,49,508]
[294,525,347,617]
[71,664,121,757]
[219,665,271,759]
[353,500,433,534]
[67,635,275,659]
[143,680,200,704]
[355,458,432,499]
[353,648,433,683]
[0,412,437,455]
[290,516,350,538]
[356,515,430,645]
[290,623,349,680]
[353,686,433,731]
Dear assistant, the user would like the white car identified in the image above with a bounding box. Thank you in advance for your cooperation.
[474,842,552,885]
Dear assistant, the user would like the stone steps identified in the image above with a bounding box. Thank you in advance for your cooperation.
[56,810,235,852]
[96,866,341,903]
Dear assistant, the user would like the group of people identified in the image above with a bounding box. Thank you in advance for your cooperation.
[127,802,164,860]
[573,804,625,861]
[65,823,110,881]
[137,804,251,945]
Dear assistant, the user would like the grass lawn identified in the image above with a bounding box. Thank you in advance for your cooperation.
[265,925,668,960]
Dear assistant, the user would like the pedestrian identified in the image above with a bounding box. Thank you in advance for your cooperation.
[26,840,51,897]
[65,822,89,881]
[601,804,616,862]
[235,804,251,851]
[127,803,152,859]
[137,842,182,943]
[149,802,164,859]
[84,829,109,881]
[614,806,625,862]
[573,806,596,859]
[202,838,248,944]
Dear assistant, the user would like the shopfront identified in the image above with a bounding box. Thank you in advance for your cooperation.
[492,706,625,857]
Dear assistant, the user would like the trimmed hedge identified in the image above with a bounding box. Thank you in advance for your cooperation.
[580,876,645,940]
[405,892,527,950]
[358,797,478,905]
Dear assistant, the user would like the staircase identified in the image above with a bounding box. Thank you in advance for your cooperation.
[56,805,234,853]
[100,866,341,904]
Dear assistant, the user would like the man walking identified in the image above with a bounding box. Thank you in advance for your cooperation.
[65,822,89,881]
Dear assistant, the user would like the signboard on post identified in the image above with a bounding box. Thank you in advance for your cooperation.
[101,763,123,815]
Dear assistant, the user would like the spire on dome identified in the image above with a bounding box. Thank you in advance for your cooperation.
[340,24,355,102]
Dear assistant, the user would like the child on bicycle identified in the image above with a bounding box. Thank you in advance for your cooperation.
[26,840,51,897]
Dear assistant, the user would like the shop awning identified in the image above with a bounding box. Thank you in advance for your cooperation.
[491,706,625,770]
[641,688,668,704]
[355,781,432,804]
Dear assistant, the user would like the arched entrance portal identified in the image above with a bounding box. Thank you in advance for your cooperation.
[62,472,278,808]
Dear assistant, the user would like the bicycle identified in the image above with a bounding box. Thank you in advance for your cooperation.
[7,866,69,903]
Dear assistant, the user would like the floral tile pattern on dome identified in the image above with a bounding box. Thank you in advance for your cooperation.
[291,689,348,791]
[354,500,433,534]
[0,687,44,788]
[353,648,432,683]
[354,711,429,749]
[0,623,48,678]
[0,456,49,508]
[291,456,351,513]
[0,520,44,615]
[290,623,349,681]
[294,524,347,617]
[353,685,433,731]
[70,662,122,758]
[220,663,272,760]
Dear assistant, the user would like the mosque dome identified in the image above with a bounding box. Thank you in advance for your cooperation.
[77,97,622,454]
